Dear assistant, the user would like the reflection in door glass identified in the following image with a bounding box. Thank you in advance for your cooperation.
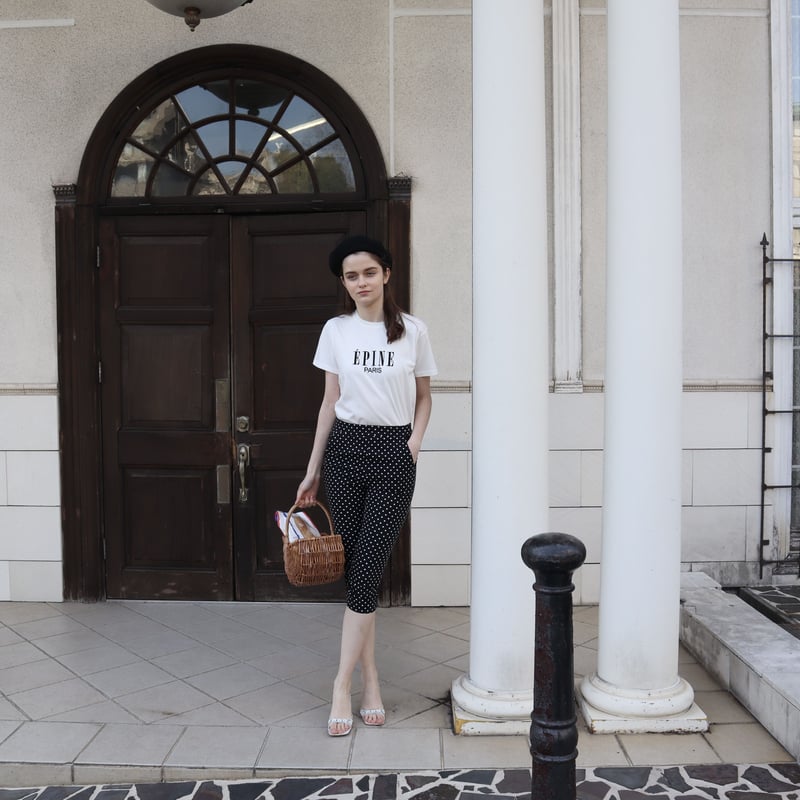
[111,77,358,198]
[238,169,272,195]
[290,117,334,150]
[196,121,230,159]
[151,163,193,197]
[217,160,247,191]
[274,161,313,194]
[262,131,299,169]
[112,145,155,197]
[132,98,187,153]
[176,82,230,123]
[281,96,321,131]
[170,132,208,174]
[193,170,227,196]
[236,120,268,158]
[234,80,288,118]
[311,141,355,192]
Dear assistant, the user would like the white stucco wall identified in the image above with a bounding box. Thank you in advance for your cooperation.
[0,0,781,603]
[581,1,770,384]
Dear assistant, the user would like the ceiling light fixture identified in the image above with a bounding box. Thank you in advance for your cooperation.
[144,0,252,32]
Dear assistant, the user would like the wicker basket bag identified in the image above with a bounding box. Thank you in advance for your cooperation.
[280,501,345,587]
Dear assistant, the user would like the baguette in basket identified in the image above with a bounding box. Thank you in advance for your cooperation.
[277,501,345,587]
[274,509,320,543]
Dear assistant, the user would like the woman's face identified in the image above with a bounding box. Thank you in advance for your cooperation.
[340,252,390,311]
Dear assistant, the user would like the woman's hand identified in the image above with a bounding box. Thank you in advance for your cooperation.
[407,377,431,466]
[296,474,320,507]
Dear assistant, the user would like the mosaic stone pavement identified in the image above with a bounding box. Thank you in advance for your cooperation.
[2,764,800,800]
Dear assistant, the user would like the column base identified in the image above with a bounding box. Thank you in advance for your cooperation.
[578,673,708,734]
[451,675,532,736]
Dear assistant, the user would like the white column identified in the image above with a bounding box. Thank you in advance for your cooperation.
[578,0,706,733]
[451,0,549,735]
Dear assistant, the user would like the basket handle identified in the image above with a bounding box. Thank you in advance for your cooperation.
[286,500,336,539]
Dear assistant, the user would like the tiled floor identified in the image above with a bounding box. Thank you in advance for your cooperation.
[0,601,794,790]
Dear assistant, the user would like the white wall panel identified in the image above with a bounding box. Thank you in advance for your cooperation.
[579,450,603,507]
[549,393,604,450]
[576,563,600,605]
[683,393,750,449]
[550,451,582,507]
[411,565,470,607]
[411,508,471,564]
[692,450,762,506]
[6,452,60,507]
[413,451,470,508]
[0,453,7,506]
[0,396,58,451]
[0,507,61,561]
[425,392,471,451]
[745,503,770,563]
[681,506,748,562]
[550,507,602,563]
[9,562,63,602]
[0,562,10,601]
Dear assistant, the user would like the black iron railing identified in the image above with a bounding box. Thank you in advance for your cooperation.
[759,234,800,577]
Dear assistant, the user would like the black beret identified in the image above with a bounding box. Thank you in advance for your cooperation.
[329,235,392,276]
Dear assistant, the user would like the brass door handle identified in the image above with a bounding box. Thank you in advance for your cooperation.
[237,443,250,503]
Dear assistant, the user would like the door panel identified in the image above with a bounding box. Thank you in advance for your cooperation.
[121,324,211,427]
[123,468,217,568]
[231,212,364,600]
[100,211,375,601]
[100,216,233,600]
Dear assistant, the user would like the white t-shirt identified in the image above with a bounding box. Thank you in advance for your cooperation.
[313,312,438,426]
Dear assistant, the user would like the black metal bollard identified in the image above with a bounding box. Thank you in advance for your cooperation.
[521,533,586,800]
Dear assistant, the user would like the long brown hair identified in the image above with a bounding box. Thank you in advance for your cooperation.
[342,258,406,343]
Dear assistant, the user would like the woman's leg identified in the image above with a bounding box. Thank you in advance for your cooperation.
[323,422,415,731]
[329,607,375,734]
[358,612,385,724]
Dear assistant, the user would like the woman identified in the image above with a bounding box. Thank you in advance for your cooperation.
[295,234,437,737]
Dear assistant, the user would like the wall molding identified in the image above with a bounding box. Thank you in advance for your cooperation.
[430,381,763,395]
[391,9,471,17]
[431,380,471,393]
[579,8,767,17]
[575,380,763,393]
[0,18,74,29]
[0,384,58,396]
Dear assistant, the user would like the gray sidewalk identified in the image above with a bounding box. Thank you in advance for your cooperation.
[0,601,793,788]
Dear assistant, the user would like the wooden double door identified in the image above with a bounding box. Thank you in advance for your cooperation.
[98,212,360,600]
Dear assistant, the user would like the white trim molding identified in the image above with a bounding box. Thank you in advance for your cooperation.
[769,0,794,558]
[553,0,584,392]
[0,384,58,396]
[0,19,74,29]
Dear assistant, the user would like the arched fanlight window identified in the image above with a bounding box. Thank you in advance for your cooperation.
[111,77,357,197]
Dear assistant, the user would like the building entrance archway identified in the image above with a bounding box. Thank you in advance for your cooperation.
[55,45,412,602]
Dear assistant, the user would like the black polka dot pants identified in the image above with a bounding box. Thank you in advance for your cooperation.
[323,419,417,614]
